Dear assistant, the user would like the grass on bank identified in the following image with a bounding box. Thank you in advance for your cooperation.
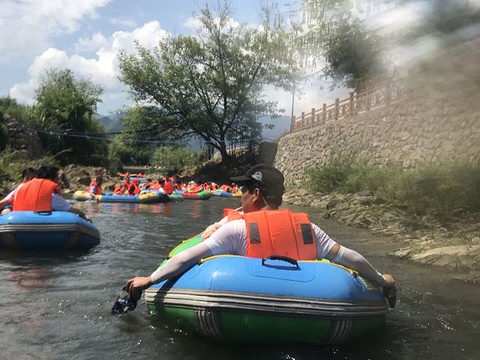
[305,156,480,221]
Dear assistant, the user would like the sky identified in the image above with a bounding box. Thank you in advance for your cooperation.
[1,0,340,118]
[1,0,478,118]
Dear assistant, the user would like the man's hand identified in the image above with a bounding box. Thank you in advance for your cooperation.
[382,274,397,309]
[382,274,395,287]
[126,276,153,301]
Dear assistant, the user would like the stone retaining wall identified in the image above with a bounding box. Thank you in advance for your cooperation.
[6,116,44,159]
[275,86,480,186]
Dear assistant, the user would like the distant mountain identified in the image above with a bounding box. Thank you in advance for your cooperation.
[96,113,291,149]
[97,112,124,133]
[187,115,291,151]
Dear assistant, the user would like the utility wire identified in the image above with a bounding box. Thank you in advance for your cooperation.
[22,124,272,145]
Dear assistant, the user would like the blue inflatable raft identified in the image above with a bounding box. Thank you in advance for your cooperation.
[145,234,388,344]
[0,211,100,250]
[97,192,169,204]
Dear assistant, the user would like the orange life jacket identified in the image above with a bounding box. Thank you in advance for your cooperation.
[227,209,317,260]
[146,181,155,189]
[151,181,162,191]
[221,184,230,192]
[12,179,62,212]
[223,208,243,221]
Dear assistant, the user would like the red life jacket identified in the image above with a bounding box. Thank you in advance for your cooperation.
[113,185,123,195]
[12,179,61,212]
[128,183,140,195]
[163,181,174,195]
[88,180,102,195]
[227,209,317,260]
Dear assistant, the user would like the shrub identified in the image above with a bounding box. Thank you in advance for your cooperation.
[306,156,480,219]
[305,155,357,193]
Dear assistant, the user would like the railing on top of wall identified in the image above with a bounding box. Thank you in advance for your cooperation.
[290,78,409,133]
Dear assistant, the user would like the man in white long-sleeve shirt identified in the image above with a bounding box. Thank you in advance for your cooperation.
[126,164,395,302]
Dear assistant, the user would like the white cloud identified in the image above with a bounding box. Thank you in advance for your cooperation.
[74,33,109,53]
[183,16,203,30]
[10,21,169,109]
[0,0,113,63]
[110,16,137,28]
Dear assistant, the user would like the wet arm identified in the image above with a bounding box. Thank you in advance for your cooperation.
[325,244,393,287]
[0,198,10,211]
[126,242,213,299]
[68,207,89,221]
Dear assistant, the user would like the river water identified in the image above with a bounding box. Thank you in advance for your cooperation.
[0,198,478,360]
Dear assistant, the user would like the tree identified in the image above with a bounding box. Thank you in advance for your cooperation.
[288,0,385,89]
[151,146,204,173]
[33,68,108,166]
[119,3,298,163]
[107,106,173,169]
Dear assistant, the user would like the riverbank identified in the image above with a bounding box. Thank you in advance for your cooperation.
[283,189,480,277]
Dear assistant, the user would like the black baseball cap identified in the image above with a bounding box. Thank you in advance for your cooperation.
[231,164,285,195]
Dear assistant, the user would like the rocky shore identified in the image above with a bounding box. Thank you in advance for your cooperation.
[283,189,480,277]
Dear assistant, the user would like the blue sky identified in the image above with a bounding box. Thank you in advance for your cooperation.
[0,0,308,116]
[2,0,474,117]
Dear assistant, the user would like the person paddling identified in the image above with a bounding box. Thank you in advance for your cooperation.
[7,165,90,221]
[0,167,36,215]
[125,164,396,305]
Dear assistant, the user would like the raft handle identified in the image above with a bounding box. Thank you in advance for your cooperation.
[262,255,299,269]
[35,211,53,216]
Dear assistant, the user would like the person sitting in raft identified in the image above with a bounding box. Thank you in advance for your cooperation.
[121,177,131,189]
[8,165,90,221]
[163,177,175,195]
[88,176,103,196]
[113,184,124,195]
[125,164,396,301]
[127,178,140,196]
[151,179,162,191]
[0,167,36,216]
[144,179,155,190]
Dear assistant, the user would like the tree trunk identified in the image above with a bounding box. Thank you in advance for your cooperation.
[218,141,232,164]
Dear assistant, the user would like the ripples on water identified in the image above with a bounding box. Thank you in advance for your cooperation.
[0,199,478,360]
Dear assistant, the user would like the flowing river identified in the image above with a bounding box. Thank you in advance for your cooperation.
[1,198,478,360]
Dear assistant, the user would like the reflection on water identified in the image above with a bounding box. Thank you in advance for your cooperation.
[6,267,52,289]
[77,201,174,217]
[1,198,479,360]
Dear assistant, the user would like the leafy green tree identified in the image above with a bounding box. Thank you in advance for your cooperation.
[119,3,298,163]
[107,106,178,169]
[107,138,151,171]
[288,0,384,89]
[33,68,108,166]
[151,146,204,173]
